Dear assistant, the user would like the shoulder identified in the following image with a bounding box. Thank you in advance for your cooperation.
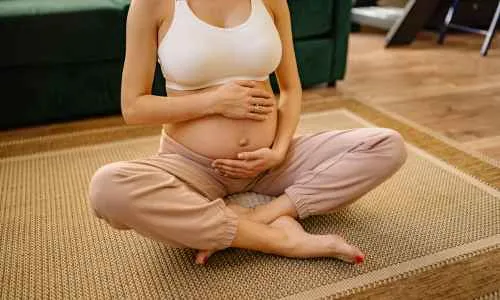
[261,0,290,20]
[129,0,163,12]
[128,0,171,26]
[261,0,289,12]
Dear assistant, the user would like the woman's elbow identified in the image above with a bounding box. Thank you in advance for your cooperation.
[294,87,302,99]
[121,97,140,125]
[122,109,137,125]
[280,86,302,102]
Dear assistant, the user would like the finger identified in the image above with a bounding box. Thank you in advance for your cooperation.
[234,80,256,88]
[215,167,249,178]
[249,105,273,114]
[222,159,260,171]
[216,165,255,177]
[249,98,275,107]
[213,168,225,176]
[216,170,232,178]
[246,113,268,121]
[216,164,252,174]
[238,151,264,160]
[214,159,248,168]
[217,161,263,175]
[249,88,273,99]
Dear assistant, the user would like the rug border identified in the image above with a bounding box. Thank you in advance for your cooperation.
[282,237,500,300]
[474,290,500,300]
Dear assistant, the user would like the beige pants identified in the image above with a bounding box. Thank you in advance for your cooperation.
[88,128,407,250]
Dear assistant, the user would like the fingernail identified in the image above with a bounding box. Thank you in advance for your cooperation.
[355,255,364,264]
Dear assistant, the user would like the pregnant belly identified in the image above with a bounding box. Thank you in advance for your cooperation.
[165,111,278,159]
[163,80,278,159]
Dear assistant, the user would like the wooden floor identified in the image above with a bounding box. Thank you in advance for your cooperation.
[303,30,500,162]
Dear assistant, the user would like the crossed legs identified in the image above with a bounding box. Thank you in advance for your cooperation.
[88,128,407,265]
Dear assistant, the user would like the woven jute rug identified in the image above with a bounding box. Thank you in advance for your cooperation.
[1,99,499,299]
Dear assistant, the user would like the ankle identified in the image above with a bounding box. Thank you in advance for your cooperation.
[248,205,266,223]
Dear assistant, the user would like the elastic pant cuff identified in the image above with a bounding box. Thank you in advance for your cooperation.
[284,187,312,219]
[215,204,239,250]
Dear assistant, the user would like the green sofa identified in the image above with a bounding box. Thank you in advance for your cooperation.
[0,0,351,129]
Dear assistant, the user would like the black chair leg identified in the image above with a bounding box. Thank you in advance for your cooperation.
[438,0,460,44]
[480,1,500,56]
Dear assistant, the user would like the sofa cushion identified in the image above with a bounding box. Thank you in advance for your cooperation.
[0,0,127,67]
[294,38,333,87]
[1,61,123,129]
[288,0,333,39]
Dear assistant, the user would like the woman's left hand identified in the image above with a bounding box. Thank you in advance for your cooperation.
[212,148,284,179]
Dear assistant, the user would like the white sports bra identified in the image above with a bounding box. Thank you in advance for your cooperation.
[157,0,283,91]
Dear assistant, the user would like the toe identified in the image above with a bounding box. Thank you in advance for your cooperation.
[325,234,365,264]
[354,255,365,264]
[195,250,215,265]
[344,248,365,264]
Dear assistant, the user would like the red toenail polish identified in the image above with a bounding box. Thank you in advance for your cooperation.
[203,257,208,264]
[355,255,364,264]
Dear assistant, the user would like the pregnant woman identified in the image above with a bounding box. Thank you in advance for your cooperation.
[89,0,407,265]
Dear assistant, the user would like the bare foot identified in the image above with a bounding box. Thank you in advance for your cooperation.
[270,216,365,264]
[195,249,212,265]
[196,215,365,265]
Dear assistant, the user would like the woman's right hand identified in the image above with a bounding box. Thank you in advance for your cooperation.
[209,81,275,121]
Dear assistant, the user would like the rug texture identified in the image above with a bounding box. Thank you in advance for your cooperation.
[1,100,499,299]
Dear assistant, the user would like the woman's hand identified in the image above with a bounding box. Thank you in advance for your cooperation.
[212,147,284,179]
[209,81,275,121]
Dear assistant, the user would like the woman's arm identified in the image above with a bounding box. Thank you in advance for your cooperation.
[122,0,274,125]
[121,0,216,125]
[267,0,303,159]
